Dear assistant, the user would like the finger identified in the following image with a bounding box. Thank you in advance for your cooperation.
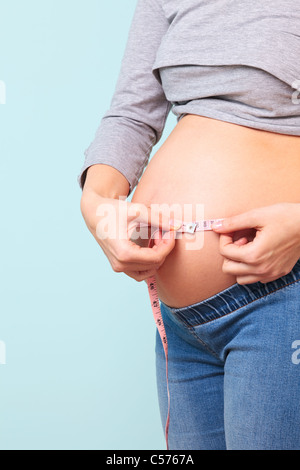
[232,228,257,244]
[124,268,158,282]
[219,233,255,262]
[236,275,263,285]
[234,237,249,246]
[236,271,284,285]
[222,258,256,276]
[114,230,176,267]
[212,209,263,233]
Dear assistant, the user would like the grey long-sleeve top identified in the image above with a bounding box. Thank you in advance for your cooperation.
[78,0,300,195]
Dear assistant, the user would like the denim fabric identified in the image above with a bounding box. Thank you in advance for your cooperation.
[156,259,300,450]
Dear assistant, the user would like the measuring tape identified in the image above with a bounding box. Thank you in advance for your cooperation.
[146,219,222,450]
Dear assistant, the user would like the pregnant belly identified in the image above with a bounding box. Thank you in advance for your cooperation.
[131,115,300,308]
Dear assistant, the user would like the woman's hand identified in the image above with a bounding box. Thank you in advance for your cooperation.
[80,187,178,282]
[212,203,300,284]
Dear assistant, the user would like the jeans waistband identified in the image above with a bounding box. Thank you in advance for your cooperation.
[161,258,300,328]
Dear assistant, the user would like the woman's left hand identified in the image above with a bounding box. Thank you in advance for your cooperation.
[211,203,300,284]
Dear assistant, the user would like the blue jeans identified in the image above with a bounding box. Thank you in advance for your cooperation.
[156,259,300,450]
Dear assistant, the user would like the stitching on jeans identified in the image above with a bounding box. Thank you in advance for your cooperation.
[189,328,222,359]
[185,276,300,329]
[164,306,221,359]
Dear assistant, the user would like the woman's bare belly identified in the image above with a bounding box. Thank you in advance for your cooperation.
[131,115,300,308]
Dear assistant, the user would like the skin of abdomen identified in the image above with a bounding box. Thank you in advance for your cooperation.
[131,115,300,308]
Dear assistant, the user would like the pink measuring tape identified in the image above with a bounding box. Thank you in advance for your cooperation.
[145,219,221,449]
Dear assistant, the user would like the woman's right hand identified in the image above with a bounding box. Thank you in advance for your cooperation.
[80,187,178,282]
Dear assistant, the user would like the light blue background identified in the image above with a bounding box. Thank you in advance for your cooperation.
[0,0,176,450]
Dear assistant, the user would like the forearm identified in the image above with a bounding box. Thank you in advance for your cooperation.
[78,0,170,197]
[81,164,130,200]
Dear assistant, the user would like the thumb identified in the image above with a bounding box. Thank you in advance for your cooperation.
[211,210,262,233]
[152,227,177,246]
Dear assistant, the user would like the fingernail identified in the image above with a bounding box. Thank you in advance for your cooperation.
[212,219,225,229]
[169,219,182,231]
